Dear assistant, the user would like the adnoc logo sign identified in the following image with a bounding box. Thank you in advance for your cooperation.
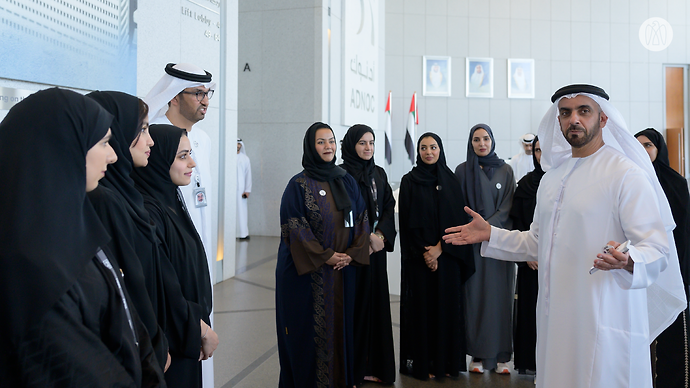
[639,17,673,51]
[343,0,379,126]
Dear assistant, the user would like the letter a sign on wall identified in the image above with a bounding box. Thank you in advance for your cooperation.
[342,0,379,126]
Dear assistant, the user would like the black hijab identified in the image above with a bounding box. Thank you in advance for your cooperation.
[462,123,506,216]
[636,128,680,174]
[402,132,474,277]
[302,122,352,218]
[635,128,690,288]
[132,124,187,211]
[408,132,452,185]
[406,132,465,223]
[514,136,545,199]
[86,91,152,234]
[0,88,112,350]
[341,124,377,224]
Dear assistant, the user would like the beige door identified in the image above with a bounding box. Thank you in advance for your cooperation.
[665,66,686,176]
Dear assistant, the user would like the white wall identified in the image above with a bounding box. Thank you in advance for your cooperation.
[239,0,386,237]
[238,0,324,237]
[385,0,690,184]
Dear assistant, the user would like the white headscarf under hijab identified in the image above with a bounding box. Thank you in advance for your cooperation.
[537,89,687,341]
[144,63,216,123]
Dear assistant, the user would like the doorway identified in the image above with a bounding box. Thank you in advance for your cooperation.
[664,64,688,177]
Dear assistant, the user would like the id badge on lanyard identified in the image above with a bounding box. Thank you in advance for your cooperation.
[371,177,379,229]
[344,210,354,228]
[193,174,207,208]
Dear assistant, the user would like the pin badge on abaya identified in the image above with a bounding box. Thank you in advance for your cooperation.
[496,183,502,190]
[319,189,326,197]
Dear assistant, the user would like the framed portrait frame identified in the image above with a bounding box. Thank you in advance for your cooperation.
[423,56,451,96]
[465,57,493,98]
[507,59,535,99]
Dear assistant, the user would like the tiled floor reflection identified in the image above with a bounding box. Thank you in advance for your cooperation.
[213,236,535,387]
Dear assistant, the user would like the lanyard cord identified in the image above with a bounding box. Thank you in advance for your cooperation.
[96,250,138,347]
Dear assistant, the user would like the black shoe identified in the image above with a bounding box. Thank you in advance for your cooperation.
[239,236,250,240]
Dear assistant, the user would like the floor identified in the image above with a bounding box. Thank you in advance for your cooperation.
[213,236,535,387]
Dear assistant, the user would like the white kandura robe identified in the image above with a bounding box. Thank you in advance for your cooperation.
[236,152,251,238]
[508,151,534,182]
[482,145,669,388]
[152,116,215,387]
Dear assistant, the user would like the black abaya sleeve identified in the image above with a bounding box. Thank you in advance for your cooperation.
[509,192,532,270]
[146,202,204,360]
[104,247,167,387]
[509,198,523,231]
[374,167,397,252]
[669,180,690,295]
[398,176,429,259]
[279,177,337,274]
[679,205,690,294]
[131,301,168,388]
[11,258,166,387]
[88,186,169,371]
[510,187,535,232]
[398,176,413,258]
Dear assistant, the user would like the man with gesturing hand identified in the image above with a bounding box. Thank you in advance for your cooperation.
[443,84,686,388]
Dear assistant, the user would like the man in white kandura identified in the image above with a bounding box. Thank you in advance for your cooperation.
[145,63,216,388]
[236,138,252,240]
[443,84,686,388]
[469,64,485,91]
[508,133,535,182]
[512,66,527,92]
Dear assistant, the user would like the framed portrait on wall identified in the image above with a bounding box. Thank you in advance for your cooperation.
[508,59,535,99]
[423,56,451,96]
[466,57,493,98]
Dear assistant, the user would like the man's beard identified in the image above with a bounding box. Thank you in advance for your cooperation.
[564,121,600,148]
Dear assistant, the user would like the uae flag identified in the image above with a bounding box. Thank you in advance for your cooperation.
[384,91,392,164]
[405,92,417,163]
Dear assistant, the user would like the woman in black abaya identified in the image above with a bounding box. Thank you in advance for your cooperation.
[86,90,170,372]
[132,124,217,388]
[510,136,544,374]
[399,132,474,381]
[0,87,164,386]
[635,128,690,388]
[341,124,397,385]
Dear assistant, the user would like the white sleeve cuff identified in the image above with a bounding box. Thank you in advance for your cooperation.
[611,245,648,289]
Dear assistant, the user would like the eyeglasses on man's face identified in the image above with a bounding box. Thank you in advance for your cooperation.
[180,89,214,102]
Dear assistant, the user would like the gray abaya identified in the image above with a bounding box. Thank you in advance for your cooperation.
[456,162,516,370]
